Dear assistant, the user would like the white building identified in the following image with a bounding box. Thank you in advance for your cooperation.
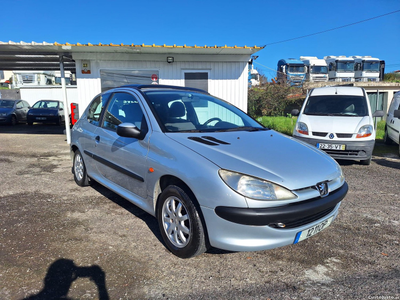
[0,41,264,112]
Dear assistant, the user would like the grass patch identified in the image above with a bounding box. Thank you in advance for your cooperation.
[257,116,296,136]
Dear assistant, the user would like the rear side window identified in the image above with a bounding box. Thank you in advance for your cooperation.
[87,96,102,126]
[304,95,368,117]
[87,93,111,126]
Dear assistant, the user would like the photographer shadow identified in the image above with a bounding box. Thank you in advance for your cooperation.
[23,259,109,300]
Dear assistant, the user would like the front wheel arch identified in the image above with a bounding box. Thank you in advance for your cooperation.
[156,185,208,258]
[156,176,210,251]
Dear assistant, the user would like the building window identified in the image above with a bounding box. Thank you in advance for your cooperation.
[184,72,208,92]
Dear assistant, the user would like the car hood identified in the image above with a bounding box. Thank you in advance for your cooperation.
[29,108,60,115]
[0,108,13,114]
[166,130,341,190]
[299,115,370,133]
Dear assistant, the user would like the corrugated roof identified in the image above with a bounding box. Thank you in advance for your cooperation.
[0,40,264,50]
[0,41,264,71]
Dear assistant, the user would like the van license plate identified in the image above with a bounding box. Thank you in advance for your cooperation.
[294,216,334,244]
[36,117,47,120]
[317,143,345,150]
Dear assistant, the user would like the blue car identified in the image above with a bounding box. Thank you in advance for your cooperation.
[0,99,31,125]
[27,100,66,126]
[71,85,348,258]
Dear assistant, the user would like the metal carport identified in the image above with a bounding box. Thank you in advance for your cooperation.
[0,41,76,143]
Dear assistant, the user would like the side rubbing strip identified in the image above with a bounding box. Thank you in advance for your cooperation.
[84,150,144,182]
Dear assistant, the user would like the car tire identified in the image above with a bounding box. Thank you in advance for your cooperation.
[360,157,371,165]
[73,149,90,187]
[157,185,208,259]
[383,128,393,145]
[10,115,17,126]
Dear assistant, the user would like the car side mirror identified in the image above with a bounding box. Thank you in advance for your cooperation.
[372,110,384,118]
[394,110,400,119]
[291,109,300,116]
[117,123,142,139]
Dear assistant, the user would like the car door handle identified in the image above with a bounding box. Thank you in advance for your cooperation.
[95,136,100,143]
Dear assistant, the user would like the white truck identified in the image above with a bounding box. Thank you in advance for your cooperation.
[248,65,260,87]
[324,56,355,82]
[300,56,328,82]
[352,56,381,82]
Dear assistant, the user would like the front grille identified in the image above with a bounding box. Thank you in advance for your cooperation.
[323,149,361,156]
[269,206,335,229]
[336,133,353,138]
[312,132,327,137]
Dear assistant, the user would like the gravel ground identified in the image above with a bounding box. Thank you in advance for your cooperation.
[0,125,399,300]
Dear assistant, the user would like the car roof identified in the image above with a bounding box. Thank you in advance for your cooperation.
[120,84,209,94]
[310,86,365,97]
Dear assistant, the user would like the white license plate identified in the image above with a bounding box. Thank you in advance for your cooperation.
[36,117,47,120]
[294,216,334,244]
[317,143,345,150]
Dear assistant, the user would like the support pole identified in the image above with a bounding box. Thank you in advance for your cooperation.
[60,55,71,144]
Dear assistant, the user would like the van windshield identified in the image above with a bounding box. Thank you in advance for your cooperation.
[303,95,368,117]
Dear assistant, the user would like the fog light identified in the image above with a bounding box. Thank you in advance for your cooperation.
[277,223,286,228]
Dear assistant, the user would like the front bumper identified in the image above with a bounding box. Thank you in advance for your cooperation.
[27,115,61,124]
[215,182,347,227]
[0,115,12,124]
[201,182,347,252]
[293,135,375,161]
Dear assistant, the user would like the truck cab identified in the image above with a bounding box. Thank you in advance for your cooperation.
[300,56,328,82]
[353,56,381,82]
[324,56,355,82]
[277,58,306,86]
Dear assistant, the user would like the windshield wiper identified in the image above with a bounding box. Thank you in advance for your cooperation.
[216,127,269,132]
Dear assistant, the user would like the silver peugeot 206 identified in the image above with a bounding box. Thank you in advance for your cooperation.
[71,85,348,258]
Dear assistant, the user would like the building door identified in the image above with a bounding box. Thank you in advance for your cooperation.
[184,72,208,92]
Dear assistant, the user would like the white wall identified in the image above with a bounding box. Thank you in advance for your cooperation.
[19,86,78,107]
[74,54,249,113]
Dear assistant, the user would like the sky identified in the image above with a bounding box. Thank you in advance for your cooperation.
[1,0,400,79]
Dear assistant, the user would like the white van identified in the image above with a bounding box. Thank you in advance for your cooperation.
[384,91,400,156]
[292,86,384,165]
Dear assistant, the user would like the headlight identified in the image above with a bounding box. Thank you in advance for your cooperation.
[296,122,309,135]
[0,113,7,117]
[219,170,297,201]
[356,125,373,138]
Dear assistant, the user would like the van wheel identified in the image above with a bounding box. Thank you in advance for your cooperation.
[157,185,208,258]
[383,128,393,145]
[360,158,371,165]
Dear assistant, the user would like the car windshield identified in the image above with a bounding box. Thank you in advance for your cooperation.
[143,90,265,133]
[303,95,368,117]
[0,100,15,108]
[32,100,59,109]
